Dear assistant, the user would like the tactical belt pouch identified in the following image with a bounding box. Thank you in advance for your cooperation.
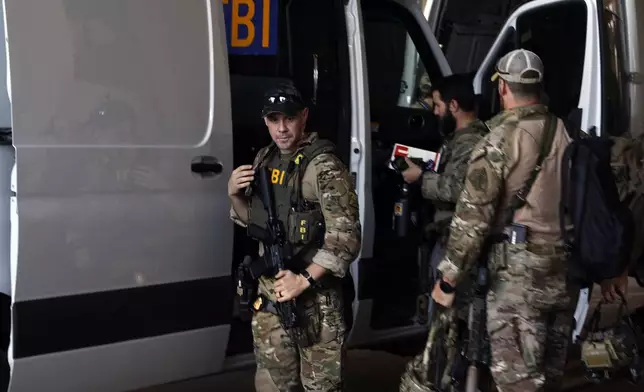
[288,210,325,246]
[251,293,271,313]
[490,224,528,272]
[580,293,643,385]
[235,272,257,322]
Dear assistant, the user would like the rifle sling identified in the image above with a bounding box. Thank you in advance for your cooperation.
[504,113,557,225]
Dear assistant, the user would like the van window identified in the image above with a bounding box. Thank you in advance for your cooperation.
[515,1,587,119]
[362,2,443,119]
[476,1,587,121]
[30,0,214,147]
[476,28,517,121]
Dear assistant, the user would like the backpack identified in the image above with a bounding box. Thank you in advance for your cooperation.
[559,125,635,284]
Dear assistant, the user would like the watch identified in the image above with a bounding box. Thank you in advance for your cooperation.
[439,279,456,294]
[300,269,317,288]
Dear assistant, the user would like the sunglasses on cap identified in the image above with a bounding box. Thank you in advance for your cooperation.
[265,94,303,104]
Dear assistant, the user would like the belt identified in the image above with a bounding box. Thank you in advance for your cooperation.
[526,242,567,256]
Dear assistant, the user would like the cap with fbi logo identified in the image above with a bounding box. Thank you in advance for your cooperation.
[261,83,306,118]
[491,49,544,84]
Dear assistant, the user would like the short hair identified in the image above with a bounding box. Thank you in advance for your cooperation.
[505,80,542,100]
[431,73,477,112]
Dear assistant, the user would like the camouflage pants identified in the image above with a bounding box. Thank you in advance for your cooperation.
[487,245,578,392]
[252,288,346,392]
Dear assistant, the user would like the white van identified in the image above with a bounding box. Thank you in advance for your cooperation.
[1,0,642,391]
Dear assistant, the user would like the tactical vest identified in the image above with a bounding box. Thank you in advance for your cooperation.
[248,137,336,268]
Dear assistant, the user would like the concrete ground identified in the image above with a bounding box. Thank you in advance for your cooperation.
[139,279,644,392]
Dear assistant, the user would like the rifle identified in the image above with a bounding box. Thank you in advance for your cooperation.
[415,274,452,390]
[464,255,490,392]
[246,166,299,330]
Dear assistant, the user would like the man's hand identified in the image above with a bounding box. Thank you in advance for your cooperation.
[228,164,255,197]
[431,279,456,308]
[600,269,629,302]
[274,270,310,302]
[401,158,423,184]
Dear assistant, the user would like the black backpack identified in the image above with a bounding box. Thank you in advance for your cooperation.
[559,125,635,284]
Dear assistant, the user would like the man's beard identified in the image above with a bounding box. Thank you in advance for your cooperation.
[438,111,457,137]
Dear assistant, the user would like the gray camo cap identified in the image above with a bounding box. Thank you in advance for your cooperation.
[491,49,544,84]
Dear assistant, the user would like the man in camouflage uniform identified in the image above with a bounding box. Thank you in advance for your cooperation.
[601,134,644,300]
[432,50,578,392]
[402,73,488,271]
[228,84,361,392]
[399,73,488,392]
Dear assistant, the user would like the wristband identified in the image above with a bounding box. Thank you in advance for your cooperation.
[439,279,456,294]
[423,159,436,173]
[300,269,317,288]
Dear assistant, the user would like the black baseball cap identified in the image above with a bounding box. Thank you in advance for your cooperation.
[261,84,306,118]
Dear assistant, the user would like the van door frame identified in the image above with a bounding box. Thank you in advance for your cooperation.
[345,0,452,344]
[4,0,235,390]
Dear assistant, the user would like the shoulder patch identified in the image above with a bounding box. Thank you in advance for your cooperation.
[467,167,489,194]
[463,154,502,205]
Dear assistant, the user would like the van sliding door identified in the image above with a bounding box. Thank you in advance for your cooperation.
[4,0,234,391]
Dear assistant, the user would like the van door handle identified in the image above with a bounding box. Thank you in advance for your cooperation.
[191,155,223,177]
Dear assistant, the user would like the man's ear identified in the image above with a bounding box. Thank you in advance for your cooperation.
[498,79,507,96]
[301,107,309,121]
[448,99,459,114]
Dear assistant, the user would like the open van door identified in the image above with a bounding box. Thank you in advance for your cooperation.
[5,1,234,391]
[472,0,602,341]
[346,0,452,342]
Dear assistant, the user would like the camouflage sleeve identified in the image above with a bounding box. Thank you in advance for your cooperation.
[229,207,248,227]
[609,135,644,201]
[437,135,506,282]
[421,134,483,203]
[307,153,362,278]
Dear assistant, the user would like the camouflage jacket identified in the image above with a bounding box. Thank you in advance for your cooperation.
[422,119,489,206]
[230,132,362,297]
[437,105,559,282]
[610,133,644,265]
[610,134,644,201]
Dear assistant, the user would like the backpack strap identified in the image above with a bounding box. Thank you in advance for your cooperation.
[505,113,558,225]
